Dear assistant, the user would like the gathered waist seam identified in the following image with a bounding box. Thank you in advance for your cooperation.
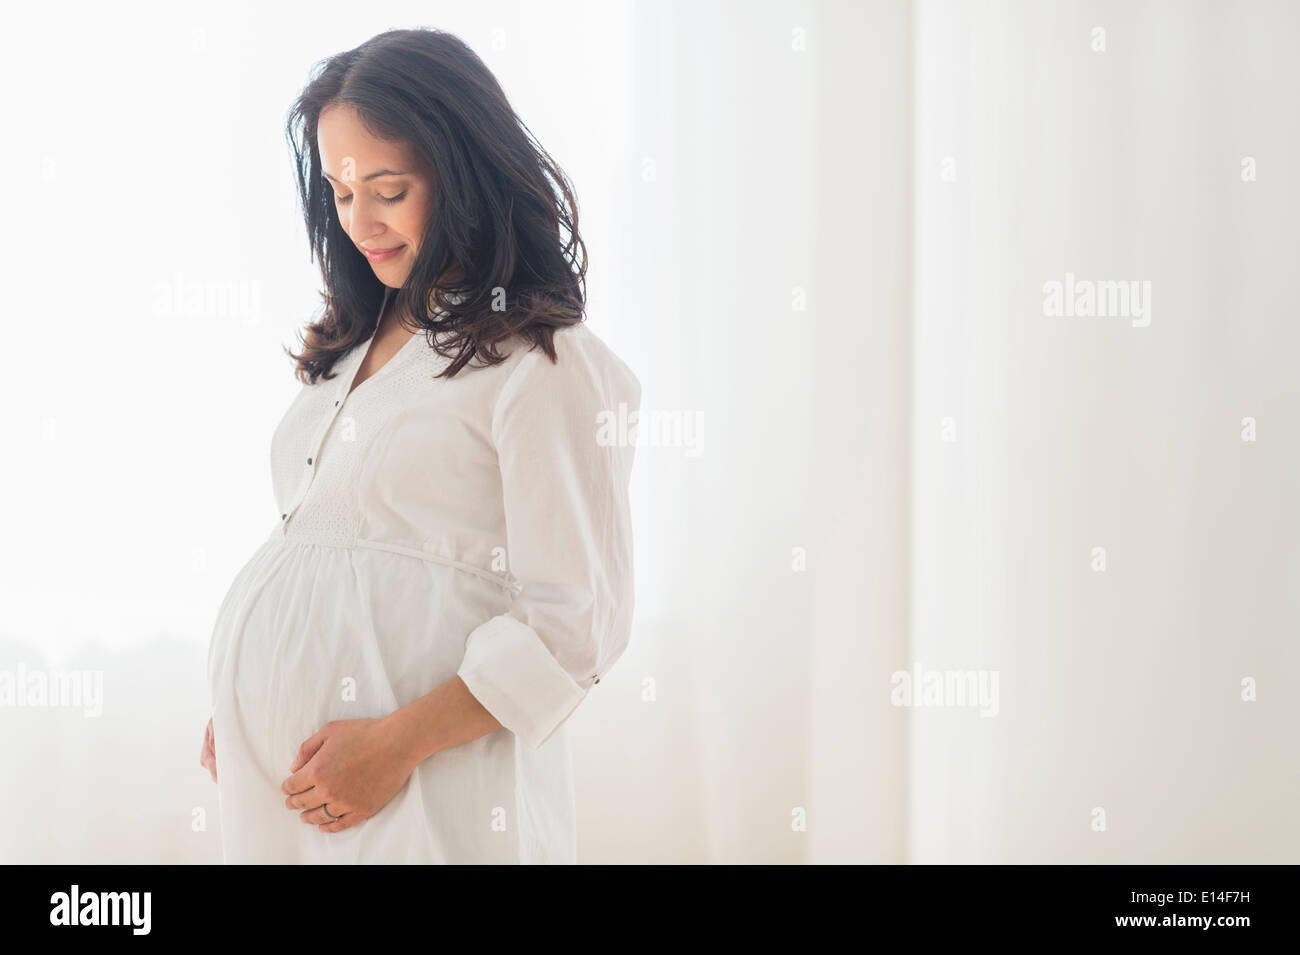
[351,537,521,594]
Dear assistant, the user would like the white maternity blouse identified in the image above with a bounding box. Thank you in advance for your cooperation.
[205,288,641,864]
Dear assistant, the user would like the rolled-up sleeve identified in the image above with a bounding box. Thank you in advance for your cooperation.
[456,327,641,750]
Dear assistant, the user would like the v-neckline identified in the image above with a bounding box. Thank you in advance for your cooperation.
[344,290,422,399]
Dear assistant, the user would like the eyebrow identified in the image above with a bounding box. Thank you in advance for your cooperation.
[322,169,410,183]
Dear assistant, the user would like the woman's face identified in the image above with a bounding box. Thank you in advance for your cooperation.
[317,103,432,288]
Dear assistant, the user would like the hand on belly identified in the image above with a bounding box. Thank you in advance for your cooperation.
[280,717,419,832]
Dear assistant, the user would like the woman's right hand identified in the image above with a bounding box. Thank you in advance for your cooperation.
[200,717,218,782]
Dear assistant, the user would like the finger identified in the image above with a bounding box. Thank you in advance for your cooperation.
[282,729,331,794]
[299,803,348,826]
[318,812,363,833]
[285,786,321,810]
[281,744,322,795]
[287,726,329,775]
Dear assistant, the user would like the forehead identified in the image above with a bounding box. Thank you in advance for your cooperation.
[317,105,416,175]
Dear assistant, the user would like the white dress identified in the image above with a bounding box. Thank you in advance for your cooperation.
[205,289,641,864]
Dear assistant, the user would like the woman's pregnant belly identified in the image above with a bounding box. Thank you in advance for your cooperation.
[205,536,519,862]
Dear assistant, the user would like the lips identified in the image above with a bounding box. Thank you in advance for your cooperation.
[362,245,404,262]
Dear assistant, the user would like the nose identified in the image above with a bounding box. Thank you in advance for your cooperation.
[344,197,388,245]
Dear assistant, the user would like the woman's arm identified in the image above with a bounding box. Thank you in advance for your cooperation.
[384,675,502,766]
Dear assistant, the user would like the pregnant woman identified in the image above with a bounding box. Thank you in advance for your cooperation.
[199,28,641,864]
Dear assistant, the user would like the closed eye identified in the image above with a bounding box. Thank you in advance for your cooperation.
[334,191,406,206]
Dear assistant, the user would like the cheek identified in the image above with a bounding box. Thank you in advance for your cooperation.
[399,187,433,239]
[397,207,426,242]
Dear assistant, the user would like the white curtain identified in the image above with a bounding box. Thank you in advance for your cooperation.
[908,0,1300,862]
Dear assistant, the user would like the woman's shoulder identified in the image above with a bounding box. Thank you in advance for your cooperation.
[495,321,641,411]
[520,321,637,384]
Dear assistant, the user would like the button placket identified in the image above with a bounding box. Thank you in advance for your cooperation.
[281,383,353,536]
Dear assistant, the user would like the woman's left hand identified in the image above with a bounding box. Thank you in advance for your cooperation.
[281,717,417,833]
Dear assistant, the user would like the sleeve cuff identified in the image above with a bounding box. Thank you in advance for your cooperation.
[456,613,590,749]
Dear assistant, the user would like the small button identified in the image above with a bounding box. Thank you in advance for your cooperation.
[307,457,313,465]
[335,400,340,406]
[281,513,287,520]
[593,675,600,685]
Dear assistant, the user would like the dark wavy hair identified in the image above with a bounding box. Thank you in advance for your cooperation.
[284,28,588,383]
